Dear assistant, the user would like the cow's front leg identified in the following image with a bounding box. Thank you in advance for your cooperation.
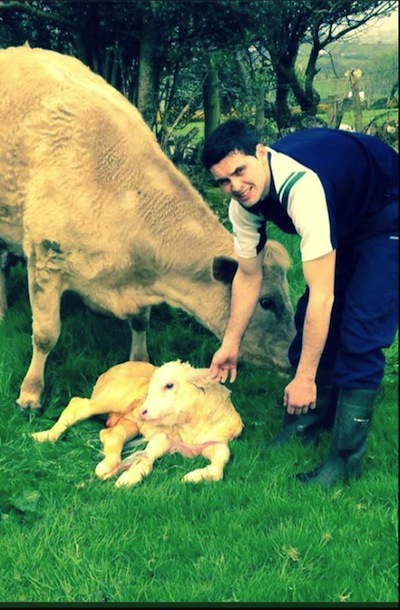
[17,256,62,409]
[127,307,150,362]
[96,419,140,480]
[115,433,170,488]
[182,442,230,483]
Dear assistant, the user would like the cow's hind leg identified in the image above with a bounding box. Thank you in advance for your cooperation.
[95,419,140,480]
[32,396,104,443]
[127,307,150,362]
[182,443,231,483]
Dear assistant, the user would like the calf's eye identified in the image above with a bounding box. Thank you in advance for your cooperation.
[165,383,174,390]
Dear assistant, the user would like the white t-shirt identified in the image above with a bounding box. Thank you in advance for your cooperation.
[228,148,333,262]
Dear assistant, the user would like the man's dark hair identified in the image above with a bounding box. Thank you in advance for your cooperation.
[201,119,259,170]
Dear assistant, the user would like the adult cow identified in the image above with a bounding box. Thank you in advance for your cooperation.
[0,45,295,410]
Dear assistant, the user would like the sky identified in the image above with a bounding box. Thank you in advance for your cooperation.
[352,4,398,42]
[369,5,398,35]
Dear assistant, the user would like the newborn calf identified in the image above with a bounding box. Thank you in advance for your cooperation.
[32,360,243,488]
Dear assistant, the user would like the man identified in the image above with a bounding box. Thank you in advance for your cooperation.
[202,119,398,486]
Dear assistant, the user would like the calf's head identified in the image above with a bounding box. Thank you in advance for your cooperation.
[138,361,216,424]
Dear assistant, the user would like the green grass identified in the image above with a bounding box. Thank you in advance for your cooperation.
[0,226,398,603]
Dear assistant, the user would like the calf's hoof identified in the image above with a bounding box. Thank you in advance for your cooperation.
[115,470,143,488]
[95,459,121,480]
[182,468,222,483]
[31,430,54,443]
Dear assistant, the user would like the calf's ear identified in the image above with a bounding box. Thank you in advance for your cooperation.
[187,368,219,389]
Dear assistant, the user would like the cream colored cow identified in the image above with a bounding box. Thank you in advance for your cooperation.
[0,45,295,411]
[32,360,243,487]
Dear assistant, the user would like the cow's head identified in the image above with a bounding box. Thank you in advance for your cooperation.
[212,239,295,373]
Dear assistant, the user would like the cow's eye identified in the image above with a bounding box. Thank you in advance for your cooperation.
[165,383,174,390]
[259,298,275,311]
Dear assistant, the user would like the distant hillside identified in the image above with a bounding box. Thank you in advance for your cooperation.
[298,41,398,104]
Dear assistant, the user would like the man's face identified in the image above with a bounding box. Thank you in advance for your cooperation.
[210,147,269,208]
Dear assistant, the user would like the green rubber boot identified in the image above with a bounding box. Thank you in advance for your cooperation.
[296,388,378,486]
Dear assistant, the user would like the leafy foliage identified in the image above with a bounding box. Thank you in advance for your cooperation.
[0,0,397,136]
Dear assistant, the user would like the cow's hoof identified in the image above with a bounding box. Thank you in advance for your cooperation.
[16,397,42,411]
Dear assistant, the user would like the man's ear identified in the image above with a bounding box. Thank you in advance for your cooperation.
[256,143,267,160]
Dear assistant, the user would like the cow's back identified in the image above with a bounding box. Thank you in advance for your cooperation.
[0,47,136,253]
[0,45,155,198]
[0,46,227,265]
[0,45,142,126]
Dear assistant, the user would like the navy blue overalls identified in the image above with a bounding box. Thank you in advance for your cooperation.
[266,129,398,390]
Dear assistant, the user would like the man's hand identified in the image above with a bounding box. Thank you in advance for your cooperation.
[284,376,317,415]
[209,344,239,383]
[208,252,264,385]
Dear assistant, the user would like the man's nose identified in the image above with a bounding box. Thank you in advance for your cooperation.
[231,177,242,192]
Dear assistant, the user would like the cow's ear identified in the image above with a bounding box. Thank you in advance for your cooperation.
[187,368,219,389]
[212,256,238,284]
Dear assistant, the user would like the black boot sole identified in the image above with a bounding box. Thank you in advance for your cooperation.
[296,458,345,486]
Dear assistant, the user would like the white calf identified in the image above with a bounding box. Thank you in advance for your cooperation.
[32,360,243,487]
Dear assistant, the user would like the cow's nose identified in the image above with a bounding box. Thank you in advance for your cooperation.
[140,408,148,417]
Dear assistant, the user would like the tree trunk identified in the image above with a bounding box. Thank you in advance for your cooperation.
[236,51,251,96]
[303,39,321,115]
[137,18,158,128]
[203,59,220,140]
[255,83,265,139]
[327,95,344,129]
[274,64,292,130]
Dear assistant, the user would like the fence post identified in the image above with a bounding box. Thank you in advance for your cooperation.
[327,95,344,128]
[346,69,363,132]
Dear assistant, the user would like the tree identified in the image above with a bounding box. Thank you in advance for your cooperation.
[302,0,398,115]
[0,1,141,90]
[1,0,397,136]
[203,55,221,139]
[0,0,198,132]
[245,0,397,129]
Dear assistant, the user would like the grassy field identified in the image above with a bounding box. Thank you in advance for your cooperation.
[0,208,398,604]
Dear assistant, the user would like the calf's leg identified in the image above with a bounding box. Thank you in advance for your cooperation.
[95,419,140,480]
[31,396,111,443]
[115,432,171,488]
[182,442,230,483]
